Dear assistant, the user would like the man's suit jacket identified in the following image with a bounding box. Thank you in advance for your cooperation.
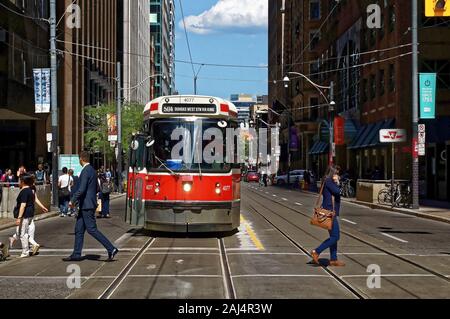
[71,164,98,211]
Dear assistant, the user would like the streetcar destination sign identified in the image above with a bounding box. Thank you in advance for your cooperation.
[379,129,407,143]
[162,104,217,114]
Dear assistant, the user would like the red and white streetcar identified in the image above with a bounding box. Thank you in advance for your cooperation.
[125,95,241,232]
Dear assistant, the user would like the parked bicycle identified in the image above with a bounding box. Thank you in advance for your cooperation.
[340,179,355,198]
[378,182,412,208]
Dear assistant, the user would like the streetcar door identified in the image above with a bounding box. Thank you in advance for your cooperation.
[126,134,146,227]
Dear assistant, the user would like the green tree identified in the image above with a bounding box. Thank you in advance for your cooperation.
[84,102,144,163]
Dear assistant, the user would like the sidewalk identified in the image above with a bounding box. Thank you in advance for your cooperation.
[280,185,450,225]
[0,193,126,232]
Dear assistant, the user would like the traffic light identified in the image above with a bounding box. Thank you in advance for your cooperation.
[425,0,450,17]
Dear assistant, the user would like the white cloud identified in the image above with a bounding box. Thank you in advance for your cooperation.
[180,0,268,35]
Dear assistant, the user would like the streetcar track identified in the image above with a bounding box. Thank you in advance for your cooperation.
[246,187,450,284]
[218,238,237,299]
[98,237,156,299]
[245,200,367,299]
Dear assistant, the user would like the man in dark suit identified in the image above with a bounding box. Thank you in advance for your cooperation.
[63,151,118,262]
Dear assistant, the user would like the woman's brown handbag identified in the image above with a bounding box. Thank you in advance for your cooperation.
[310,181,335,231]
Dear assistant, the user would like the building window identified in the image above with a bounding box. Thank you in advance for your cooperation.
[310,0,321,20]
[309,30,320,51]
[379,69,385,96]
[310,97,319,120]
[389,64,395,92]
[389,6,396,32]
[370,74,376,100]
[361,78,368,103]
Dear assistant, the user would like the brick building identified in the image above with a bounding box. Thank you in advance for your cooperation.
[269,0,450,201]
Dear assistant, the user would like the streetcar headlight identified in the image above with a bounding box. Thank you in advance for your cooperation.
[215,183,221,194]
[155,182,160,194]
[183,183,192,193]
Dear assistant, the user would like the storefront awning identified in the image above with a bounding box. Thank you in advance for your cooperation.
[0,108,39,121]
[309,141,329,155]
[348,119,395,150]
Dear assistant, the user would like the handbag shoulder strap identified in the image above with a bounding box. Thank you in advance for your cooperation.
[315,179,326,208]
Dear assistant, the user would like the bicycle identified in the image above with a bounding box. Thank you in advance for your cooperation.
[340,179,355,198]
[378,182,411,208]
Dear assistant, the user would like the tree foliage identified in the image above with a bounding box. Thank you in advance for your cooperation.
[84,102,144,162]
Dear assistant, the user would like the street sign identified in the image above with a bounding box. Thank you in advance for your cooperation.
[418,124,426,133]
[58,155,83,176]
[33,68,51,113]
[419,73,437,119]
[379,129,407,143]
[418,144,426,156]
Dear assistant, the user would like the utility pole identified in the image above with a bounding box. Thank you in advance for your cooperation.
[329,81,335,166]
[50,0,59,206]
[117,62,123,193]
[412,0,419,209]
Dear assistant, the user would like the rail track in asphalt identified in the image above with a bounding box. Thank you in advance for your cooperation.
[96,236,236,299]
[98,237,156,299]
[245,187,450,298]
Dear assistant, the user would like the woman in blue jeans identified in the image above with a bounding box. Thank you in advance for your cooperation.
[311,166,345,267]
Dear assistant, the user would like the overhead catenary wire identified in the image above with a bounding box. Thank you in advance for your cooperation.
[0,2,48,22]
[178,0,196,78]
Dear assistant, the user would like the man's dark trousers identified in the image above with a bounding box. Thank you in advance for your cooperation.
[73,209,115,258]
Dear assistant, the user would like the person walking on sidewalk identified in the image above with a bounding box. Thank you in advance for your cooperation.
[68,169,79,217]
[9,177,48,253]
[14,174,41,258]
[311,166,345,267]
[63,151,119,262]
[58,167,73,217]
[98,173,112,219]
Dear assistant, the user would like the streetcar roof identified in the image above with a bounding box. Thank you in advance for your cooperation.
[144,95,238,120]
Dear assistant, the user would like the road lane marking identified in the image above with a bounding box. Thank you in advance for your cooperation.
[240,215,265,251]
[282,198,288,201]
[227,252,307,256]
[381,232,409,243]
[340,274,435,278]
[128,274,221,278]
[144,252,220,255]
[295,202,303,206]
[114,233,134,246]
[273,195,277,197]
[232,274,330,278]
[147,247,219,251]
[341,218,357,225]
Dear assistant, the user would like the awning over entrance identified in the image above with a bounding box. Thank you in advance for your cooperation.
[0,108,39,121]
[309,141,329,155]
[348,118,395,150]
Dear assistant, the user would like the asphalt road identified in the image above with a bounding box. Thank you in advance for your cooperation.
[0,186,448,299]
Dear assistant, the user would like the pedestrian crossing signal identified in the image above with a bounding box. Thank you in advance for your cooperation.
[425,0,450,16]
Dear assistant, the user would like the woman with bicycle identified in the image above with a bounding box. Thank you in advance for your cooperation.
[311,165,345,267]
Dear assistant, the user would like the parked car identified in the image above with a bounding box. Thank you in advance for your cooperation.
[246,171,260,183]
[274,170,306,185]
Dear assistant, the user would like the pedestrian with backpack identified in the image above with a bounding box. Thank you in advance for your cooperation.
[35,164,48,185]
[58,167,73,217]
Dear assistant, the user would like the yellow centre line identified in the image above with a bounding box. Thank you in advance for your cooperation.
[240,215,265,251]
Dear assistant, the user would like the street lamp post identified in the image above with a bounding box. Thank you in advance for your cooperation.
[284,72,335,169]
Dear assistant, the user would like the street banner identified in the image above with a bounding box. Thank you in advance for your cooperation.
[58,155,83,176]
[419,73,437,119]
[334,116,345,145]
[379,129,407,143]
[33,68,51,113]
[289,127,299,151]
[107,113,118,142]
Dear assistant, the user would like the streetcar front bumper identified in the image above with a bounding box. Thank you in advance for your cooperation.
[144,201,240,233]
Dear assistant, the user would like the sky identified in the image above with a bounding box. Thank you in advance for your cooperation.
[175,0,268,100]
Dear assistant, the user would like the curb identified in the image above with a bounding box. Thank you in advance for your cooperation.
[0,193,127,232]
[276,186,450,225]
[0,211,59,232]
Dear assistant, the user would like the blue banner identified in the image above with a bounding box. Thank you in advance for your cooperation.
[419,73,437,119]
[33,68,51,113]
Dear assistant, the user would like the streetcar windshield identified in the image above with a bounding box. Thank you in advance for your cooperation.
[147,119,235,173]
